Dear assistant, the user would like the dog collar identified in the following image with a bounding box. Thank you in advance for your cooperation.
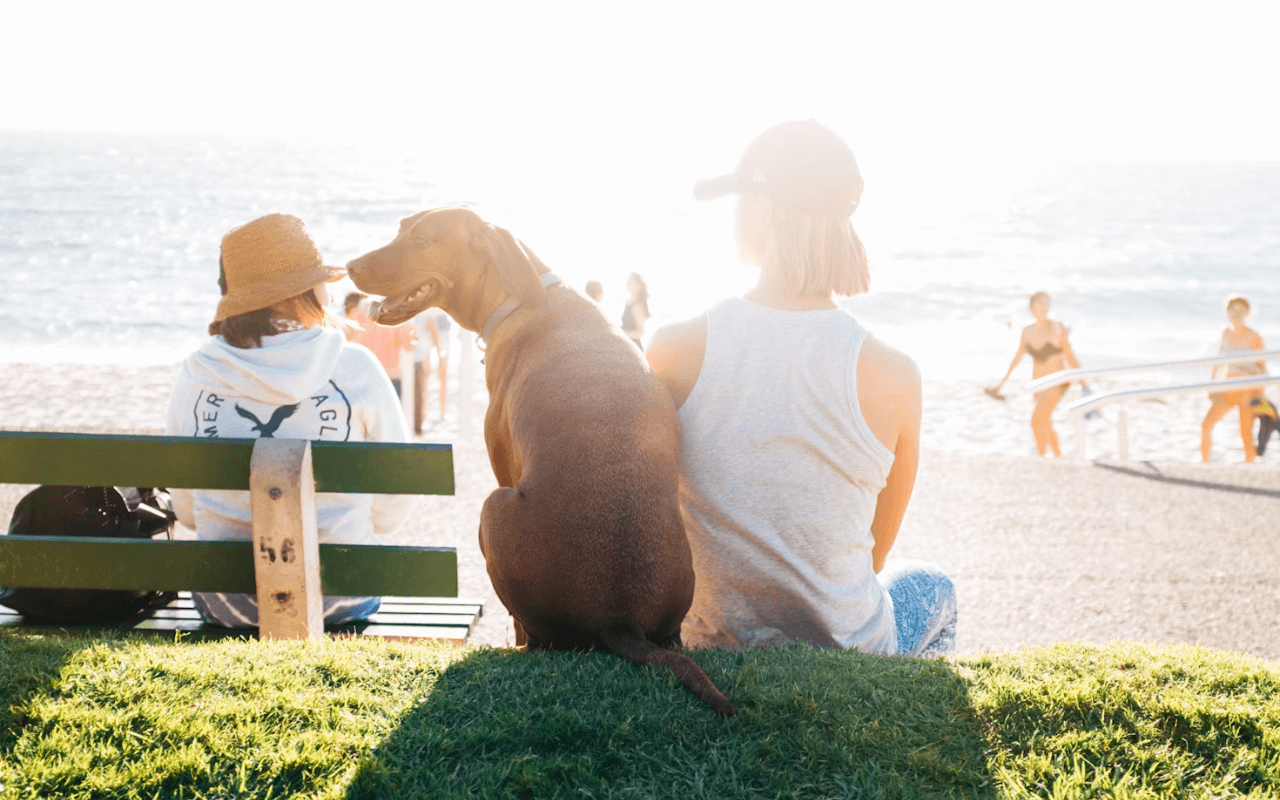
[480,271,563,343]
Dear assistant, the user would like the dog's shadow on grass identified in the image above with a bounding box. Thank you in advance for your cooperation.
[344,645,995,799]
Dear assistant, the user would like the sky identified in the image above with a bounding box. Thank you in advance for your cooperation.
[4,0,1280,178]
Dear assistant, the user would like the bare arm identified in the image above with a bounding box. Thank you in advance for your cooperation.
[992,332,1027,390]
[860,340,923,573]
[1211,329,1228,380]
[1061,323,1081,371]
[646,315,707,409]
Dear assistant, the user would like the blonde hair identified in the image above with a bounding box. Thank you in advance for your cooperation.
[761,206,869,297]
[1226,295,1250,315]
[1029,291,1051,309]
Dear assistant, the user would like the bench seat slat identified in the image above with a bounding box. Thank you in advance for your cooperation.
[363,612,478,626]
[0,600,479,642]
[145,608,481,627]
[0,432,454,495]
[0,537,458,597]
[328,624,471,642]
[375,603,484,615]
[161,594,484,613]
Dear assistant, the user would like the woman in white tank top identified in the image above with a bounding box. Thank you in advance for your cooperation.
[647,121,955,656]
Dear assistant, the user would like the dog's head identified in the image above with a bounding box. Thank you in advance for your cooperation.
[346,208,549,330]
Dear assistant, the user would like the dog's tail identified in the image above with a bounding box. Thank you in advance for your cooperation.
[598,615,737,717]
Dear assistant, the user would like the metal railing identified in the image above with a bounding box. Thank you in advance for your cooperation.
[1026,350,1280,461]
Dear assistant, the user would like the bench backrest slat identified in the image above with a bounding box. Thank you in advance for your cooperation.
[0,537,458,597]
[0,432,454,495]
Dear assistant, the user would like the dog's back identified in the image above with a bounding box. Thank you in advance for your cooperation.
[480,290,735,716]
[483,291,692,632]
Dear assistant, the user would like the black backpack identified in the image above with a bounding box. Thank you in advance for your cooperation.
[0,486,178,624]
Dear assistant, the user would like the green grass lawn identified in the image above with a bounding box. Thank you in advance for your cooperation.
[0,632,1276,799]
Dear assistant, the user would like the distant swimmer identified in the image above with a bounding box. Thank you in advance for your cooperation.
[1201,295,1265,463]
[987,291,1082,457]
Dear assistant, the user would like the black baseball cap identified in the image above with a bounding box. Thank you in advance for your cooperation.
[693,120,863,215]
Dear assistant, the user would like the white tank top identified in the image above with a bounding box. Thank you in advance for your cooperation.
[678,297,897,653]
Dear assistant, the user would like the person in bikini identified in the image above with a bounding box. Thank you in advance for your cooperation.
[1201,295,1266,463]
[987,291,1081,457]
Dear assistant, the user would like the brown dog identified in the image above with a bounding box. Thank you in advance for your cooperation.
[347,208,734,716]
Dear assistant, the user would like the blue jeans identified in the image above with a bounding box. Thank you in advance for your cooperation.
[192,592,382,628]
[878,559,957,657]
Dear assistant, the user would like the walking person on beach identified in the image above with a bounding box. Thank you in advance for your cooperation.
[342,291,367,340]
[351,303,416,398]
[621,272,650,350]
[987,291,1082,457]
[646,120,955,657]
[412,307,452,430]
[165,213,415,628]
[1202,295,1266,463]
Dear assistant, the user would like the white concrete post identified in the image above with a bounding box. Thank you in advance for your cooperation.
[399,347,416,428]
[459,329,476,438]
[249,438,324,640]
[1117,407,1129,462]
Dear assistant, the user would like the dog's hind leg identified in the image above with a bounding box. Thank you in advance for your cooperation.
[479,486,535,647]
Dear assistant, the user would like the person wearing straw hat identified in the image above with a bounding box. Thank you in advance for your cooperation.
[165,213,415,628]
[647,120,955,657]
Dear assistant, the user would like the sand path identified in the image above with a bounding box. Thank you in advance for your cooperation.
[3,362,1276,660]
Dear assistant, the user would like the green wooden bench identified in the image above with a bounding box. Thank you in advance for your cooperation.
[0,431,481,642]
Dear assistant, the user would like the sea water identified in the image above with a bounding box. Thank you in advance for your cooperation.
[2,131,1277,462]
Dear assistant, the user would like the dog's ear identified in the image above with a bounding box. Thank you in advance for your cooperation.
[475,224,546,307]
[516,238,549,273]
[367,274,453,326]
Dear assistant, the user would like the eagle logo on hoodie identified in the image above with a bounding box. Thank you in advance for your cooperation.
[233,403,299,437]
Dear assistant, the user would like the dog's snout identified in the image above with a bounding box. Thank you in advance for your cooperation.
[345,251,391,294]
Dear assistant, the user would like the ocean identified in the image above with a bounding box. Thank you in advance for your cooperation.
[2,130,1277,463]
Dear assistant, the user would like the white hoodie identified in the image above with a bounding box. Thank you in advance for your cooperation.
[165,327,416,546]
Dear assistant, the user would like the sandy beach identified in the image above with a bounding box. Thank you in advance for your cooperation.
[3,361,1277,661]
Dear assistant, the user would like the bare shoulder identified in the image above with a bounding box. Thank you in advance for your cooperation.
[857,335,921,450]
[646,315,708,409]
[859,336,922,404]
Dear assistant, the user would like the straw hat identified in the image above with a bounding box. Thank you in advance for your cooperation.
[214,214,346,321]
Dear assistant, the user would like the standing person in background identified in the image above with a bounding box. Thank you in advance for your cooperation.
[165,213,414,628]
[584,280,604,305]
[421,307,451,424]
[646,120,955,658]
[987,291,1082,457]
[352,304,416,397]
[342,291,367,341]
[621,272,649,350]
[1202,295,1266,463]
